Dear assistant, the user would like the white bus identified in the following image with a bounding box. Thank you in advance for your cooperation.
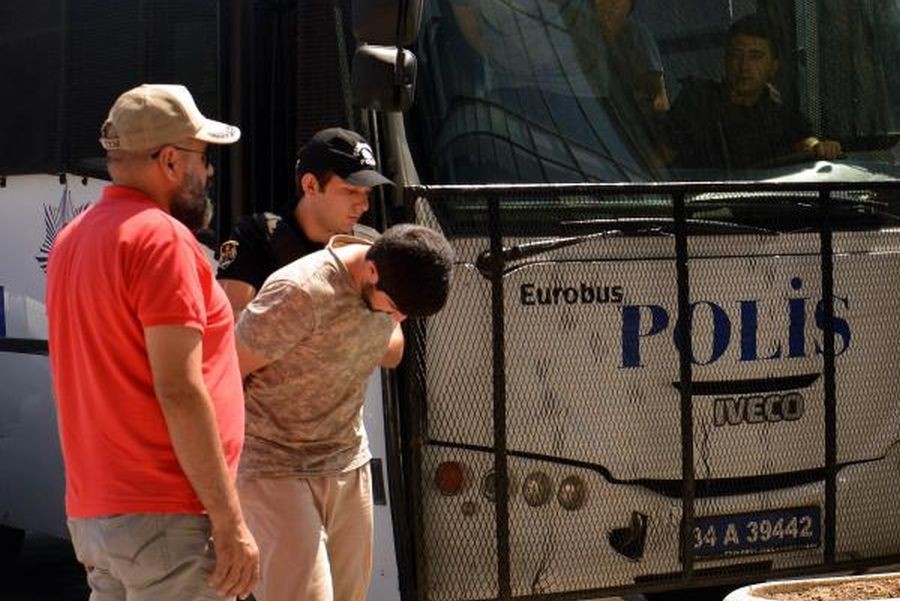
[2,1,900,600]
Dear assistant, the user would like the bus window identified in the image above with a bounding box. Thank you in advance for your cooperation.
[415,0,665,183]
[815,0,898,150]
[411,0,900,184]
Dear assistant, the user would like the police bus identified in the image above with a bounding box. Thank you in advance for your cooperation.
[2,1,900,600]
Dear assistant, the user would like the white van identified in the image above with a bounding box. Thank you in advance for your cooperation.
[3,1,900,600]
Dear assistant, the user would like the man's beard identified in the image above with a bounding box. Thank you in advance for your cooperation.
[170,169,210,232]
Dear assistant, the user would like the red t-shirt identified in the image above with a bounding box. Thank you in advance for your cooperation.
[46,185,244,517]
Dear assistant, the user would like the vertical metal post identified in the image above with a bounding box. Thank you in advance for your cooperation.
[488,197,511,600]
[819,189,837,564]
[0,285,6,337]
[673,192,695,580]
[403,189,429,601]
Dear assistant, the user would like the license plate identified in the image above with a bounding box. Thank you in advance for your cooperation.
[691,506,821,559]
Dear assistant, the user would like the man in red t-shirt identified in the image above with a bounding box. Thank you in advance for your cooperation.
[46,84,259,601]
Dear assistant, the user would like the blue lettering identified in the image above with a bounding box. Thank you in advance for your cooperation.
[673,302,731,365]
[740,301,758,361]
[789,278,807,358]
[740,300,783,361]
[815,295,852,356]
[621,305,669,368]
[620,278,851,368]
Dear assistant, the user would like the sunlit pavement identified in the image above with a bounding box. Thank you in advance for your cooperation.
[2,534,728,601]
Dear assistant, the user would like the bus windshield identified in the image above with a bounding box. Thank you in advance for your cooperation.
[410,0,900,184]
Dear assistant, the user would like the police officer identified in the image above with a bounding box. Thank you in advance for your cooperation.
[217,128,392,315]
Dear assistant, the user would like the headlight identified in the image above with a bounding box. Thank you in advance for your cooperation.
[522,471,553,507]
[481,470,497,502]
[435,461,466,496]
[557,475,586,511]
[481,470,517,502]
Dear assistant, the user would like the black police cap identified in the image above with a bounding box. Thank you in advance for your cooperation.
[296,128,393,187]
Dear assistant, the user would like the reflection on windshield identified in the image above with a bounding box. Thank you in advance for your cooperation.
[411,0,900,184]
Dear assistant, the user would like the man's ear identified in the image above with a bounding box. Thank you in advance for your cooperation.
[300,173,320,197]
[364,259,379,285]
[154,146,180,181]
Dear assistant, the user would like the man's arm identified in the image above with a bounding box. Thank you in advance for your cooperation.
[658,89,689,165]
[237,338,273,378]
[649,72,670,112]
[381,322,405,369]
[217,215,273,318]
[145,325,259,599]
[220,279,258,318]
[450,2,487,55]
[235,279,316,378]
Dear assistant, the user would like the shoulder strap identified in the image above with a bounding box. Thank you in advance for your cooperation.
[351,223,380,242]
[252,211,282,241]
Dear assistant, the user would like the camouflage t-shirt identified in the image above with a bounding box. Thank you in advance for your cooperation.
[236,235,395,478]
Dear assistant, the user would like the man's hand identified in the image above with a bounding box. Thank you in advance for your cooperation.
[798,137,843,160]
[209,518,260,599]
[812,140,842,160]
[381,322,405,369]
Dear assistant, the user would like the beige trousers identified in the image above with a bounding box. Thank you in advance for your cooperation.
[238,464,373,601]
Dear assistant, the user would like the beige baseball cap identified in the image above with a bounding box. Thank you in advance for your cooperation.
[99,83,240,151]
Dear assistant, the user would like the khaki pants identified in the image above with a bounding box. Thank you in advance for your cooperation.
[238,464,373,601]
[67,514,228,601]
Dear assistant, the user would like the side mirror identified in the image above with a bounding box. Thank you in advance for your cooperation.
[351,45,417,112]
[352,0,424,46]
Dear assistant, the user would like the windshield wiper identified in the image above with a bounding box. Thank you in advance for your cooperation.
[687,195,900,225]
[474,218,776,276]
[475,230,621,276]
[561,217,778,236]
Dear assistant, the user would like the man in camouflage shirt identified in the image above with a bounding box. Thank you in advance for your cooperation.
[234,224,454,601]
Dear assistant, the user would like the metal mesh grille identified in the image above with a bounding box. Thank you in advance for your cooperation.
[402,181,900,601]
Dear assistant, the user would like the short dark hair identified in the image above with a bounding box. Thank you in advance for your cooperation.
[366,224,454,317]
[727,13,778,58]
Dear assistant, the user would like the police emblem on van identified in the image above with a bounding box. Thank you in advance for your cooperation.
[35,186,90,273]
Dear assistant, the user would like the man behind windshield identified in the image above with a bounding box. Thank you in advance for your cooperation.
[667,13,842,170]
[562,0,669,115]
